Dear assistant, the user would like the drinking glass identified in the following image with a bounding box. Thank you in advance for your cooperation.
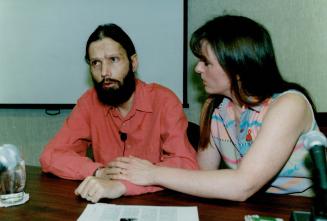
[0,144,26,205]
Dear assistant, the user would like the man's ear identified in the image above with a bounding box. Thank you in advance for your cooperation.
[130,54,138,72]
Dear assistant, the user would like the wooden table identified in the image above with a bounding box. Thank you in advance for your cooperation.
[0,166,314,221]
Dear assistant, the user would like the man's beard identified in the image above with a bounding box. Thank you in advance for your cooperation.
[92,70,136,107]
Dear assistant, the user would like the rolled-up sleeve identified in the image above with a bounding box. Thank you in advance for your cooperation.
[39,92,103,180]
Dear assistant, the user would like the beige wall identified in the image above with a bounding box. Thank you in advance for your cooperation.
[1,0,327,166]
[0,109,70,166]
[185,0,327,124]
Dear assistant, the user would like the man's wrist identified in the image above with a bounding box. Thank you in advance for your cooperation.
[93,166,104,177]
[117,181,127,196]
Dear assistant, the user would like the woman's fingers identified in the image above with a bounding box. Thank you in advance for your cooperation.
[109,173,128,181]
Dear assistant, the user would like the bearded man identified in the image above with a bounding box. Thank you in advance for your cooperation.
[39,23,198,202]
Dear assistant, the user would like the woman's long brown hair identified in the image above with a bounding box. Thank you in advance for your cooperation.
[192,15,316,150]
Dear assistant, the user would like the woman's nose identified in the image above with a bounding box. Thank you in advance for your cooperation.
[194,62,203,75]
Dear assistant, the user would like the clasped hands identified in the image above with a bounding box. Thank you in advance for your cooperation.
[74,156,156,203]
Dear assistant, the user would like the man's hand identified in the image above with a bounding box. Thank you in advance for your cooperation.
[74,176,126,203]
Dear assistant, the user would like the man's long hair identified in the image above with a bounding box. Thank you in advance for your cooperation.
[85,23,136,63]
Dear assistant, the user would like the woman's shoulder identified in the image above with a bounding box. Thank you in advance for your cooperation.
[266,90,314,132]
[271,90,310,110]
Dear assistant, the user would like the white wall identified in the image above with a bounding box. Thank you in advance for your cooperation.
[0,0,184,104]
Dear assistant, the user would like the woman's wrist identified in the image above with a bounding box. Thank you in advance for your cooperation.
[151,166,162,185]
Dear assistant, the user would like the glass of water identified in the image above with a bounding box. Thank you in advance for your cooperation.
[0,144,26,205]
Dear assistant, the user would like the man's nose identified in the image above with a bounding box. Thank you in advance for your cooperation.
[101,63,112,78]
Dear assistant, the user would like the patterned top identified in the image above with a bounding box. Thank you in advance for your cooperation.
[211,91,318,196]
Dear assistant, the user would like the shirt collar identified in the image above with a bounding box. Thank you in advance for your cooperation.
[247,98,271,113]
[133,79,153,113]
[105,79,153,116]
[219,97,270,114]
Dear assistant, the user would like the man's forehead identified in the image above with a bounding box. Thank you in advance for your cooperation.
[89,37,127,58]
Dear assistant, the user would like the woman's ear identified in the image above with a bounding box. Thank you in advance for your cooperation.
[130,54,138,72]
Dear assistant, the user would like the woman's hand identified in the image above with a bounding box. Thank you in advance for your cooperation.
[107,156,157,186]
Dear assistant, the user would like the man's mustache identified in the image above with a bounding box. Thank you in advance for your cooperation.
[101,77,121,85]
